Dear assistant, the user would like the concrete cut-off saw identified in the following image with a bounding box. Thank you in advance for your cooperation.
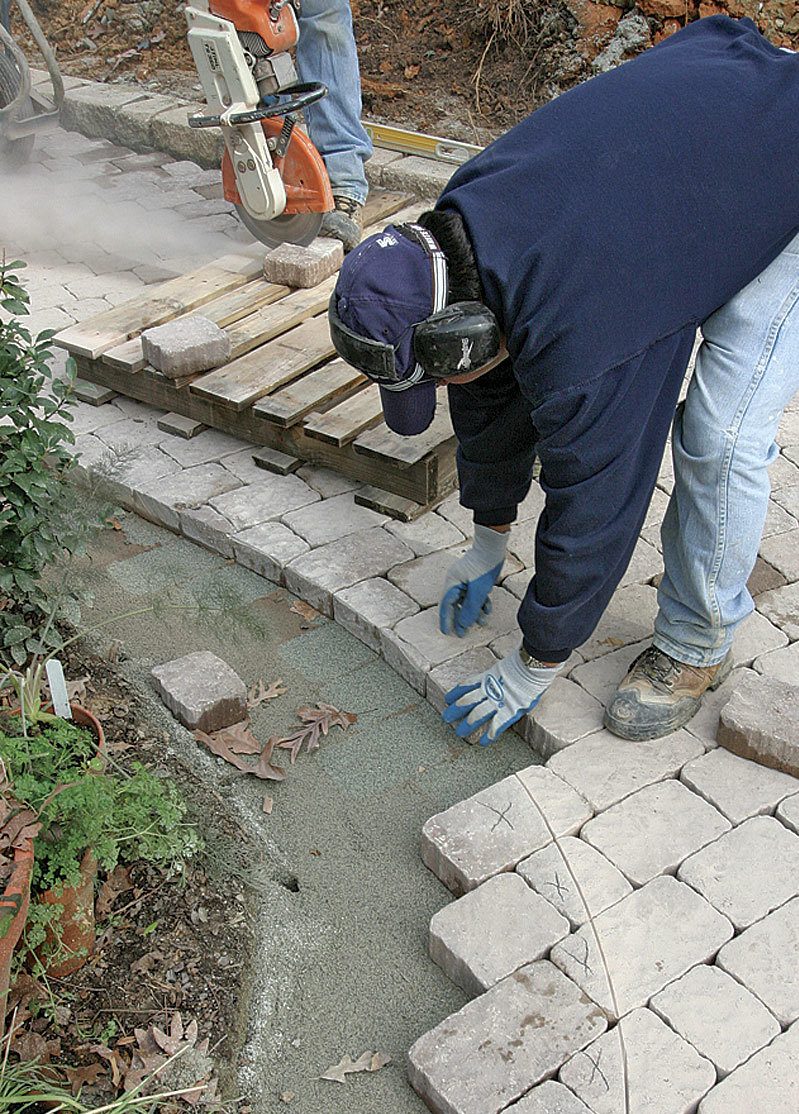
[0,0,64,167]
[186,0,333,247]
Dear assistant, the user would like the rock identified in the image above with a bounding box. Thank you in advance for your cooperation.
[151,651,247,732]
[717,671,799,777]
[141,315,231,378]
[262,238,343,288]
[592,12,651,73]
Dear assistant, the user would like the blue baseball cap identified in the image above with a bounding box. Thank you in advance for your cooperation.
[331,223,448,435]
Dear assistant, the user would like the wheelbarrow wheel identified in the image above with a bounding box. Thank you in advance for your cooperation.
[0,50,35,167]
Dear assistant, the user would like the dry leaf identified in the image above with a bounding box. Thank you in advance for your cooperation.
[96,864,133,918]
[66,675,90,703]
[194,724,285,781]
[321,1049,391,1083]
[91,1044,127,1088]
[275,703,357,764]
[65,1062,106,1095]
[404,63,420,78]
[262,795,273,815]
[11,1030,50,1063]
[247,678,287,708]
[211,720,263,756]
[289,600,322,623]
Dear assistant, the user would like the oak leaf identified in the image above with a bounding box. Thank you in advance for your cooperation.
[276,703,357,764]
[65,1062,106,1095]
[194,723,285,781]
[96,864,133,918]
[321,1049,392,1083]
[247,678,287,708]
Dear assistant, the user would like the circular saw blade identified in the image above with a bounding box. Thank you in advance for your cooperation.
[235,205,324,249]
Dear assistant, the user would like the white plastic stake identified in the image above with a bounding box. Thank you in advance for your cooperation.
[46,658,72,719]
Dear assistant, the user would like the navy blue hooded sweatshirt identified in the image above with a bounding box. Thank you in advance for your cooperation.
[436,16,799,662]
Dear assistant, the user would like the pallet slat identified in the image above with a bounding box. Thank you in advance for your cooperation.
[354,398,455,466]
[252,358,366,427]
[303,383,383,446]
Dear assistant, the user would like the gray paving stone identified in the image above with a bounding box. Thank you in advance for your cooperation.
[680,746,799,824]
[618,536,663,588]
[547,729,703,812]
[151,650,246,733]
[387,546,467,608]
[92,415,164,452]
[60,84,150,137]
[570,641,649,706]
[68,401,126,438]
[436,493,475,535]
[581,780,730,887]
[559,1007,715,1114]
[382,154,455,198]
[505,1081,591,1114]
[426,647,498,715]
[73,379,116,406]
[756,580,799,641]
[385,511,465,556]
[407,961,607,1114]
[135,463,242,532]
[576,585,659,662]
[698,1021,799,1114]
[333,577,418,653]
[776,793,799,835]
[550,876,733,1019]
[717,897,799,1025]
[429,873,570,996]
[523,677,605,760]
[210,476,319,532]
[769,452,799,490]
[650,965,780,1078]
[295,463,360,498]
[762,499,797,538]
[717,670,799,777]
[150,102,223,167]
[753,639,799,685]
[682,666,757,749]
[142,316,231,377]
[262,237,343,287]
[772,483,799,521]
[284,529,413,615]
[282,492,387,547]
[158,428,247,467]
[517,836,632,929]
[230,522,310,585]
[156,413,207,440]
[421,765,592,896]
[730,607,788,667]
[380,629,431,694]
[386,590,519,675]
[251,446,301,476]
[178,505,235,559]
[111,93,180,152]
[678,815,799,930]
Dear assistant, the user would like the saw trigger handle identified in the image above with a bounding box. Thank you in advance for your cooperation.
[189,81,327,129]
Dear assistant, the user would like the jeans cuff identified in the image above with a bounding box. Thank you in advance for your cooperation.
[651,632,731,669]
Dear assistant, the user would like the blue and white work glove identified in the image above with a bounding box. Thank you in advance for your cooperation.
[443,650,561,746]
[439,524,509,637]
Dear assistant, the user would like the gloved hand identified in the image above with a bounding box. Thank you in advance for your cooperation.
[443,649,561,746]
[439,524,509,637]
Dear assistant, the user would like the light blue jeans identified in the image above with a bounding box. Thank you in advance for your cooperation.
[654,230,799,666]
[295,0,372,204]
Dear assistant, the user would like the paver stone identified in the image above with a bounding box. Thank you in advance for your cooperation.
[517,836,632,928]
[697,1021,799,1113]
[151,651,246,732]
[333,577,419,653]
[717,670,799,777]
[680,746,799,824]
[716,897,799,1025]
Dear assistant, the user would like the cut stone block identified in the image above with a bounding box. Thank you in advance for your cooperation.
[135,463,242,532]
[407,961,608,1114]
[380,629,430,694]
[677,815,799,930]
[157,413,207,439]
[295,463,360,498]
[523,677,605,760]
[580,780,730,887]
[716,897,799,1025]
[142,315,231,378]
[429,874,570,996]
[650,965,780,1078]
[549,876,733,1019]
[333,577,418,653]
[251,446,301,475]
[680,746,799,825]
[421,765,592,896]
[777,793,799,835]
[762,500,798,538]
[262,237,343,287]
[754,640,799,686]
[618,536,662,588]
[517,836,632,929]
[576,585,659,661]
[570,640,649,706]
[426,647,498,715]
[547,729,703,812]
[747,555,786,597]
[97,416,165,451]
[282,492,387,547]
[385,511,465,556]
[683,666,757,749]
[285,529,414,615]
[73,378,116,405]
[505,1081,591,1114]
[559,1007,715,1114]
[210,476,319,532]
[150,651,247,733]
[756,581,799,641]
[717,671,799,777]
[178,505,235,559]
[159,428,248,468]
[387,546,466,608]
[231,522,310,585]
[697,1021,799,1114]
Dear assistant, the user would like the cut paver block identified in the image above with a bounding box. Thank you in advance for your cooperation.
[677,815,799,930]
[388,547,467,608]
[387,590,520,673]
[505,1081,591,1113]
[580,779,730,886]
[680,746,799,825]
[150,651,247,733]
[283,492,388,547]
[776,793,799,835]
[517,836,632,929]
[429,873,570,996]
[262,237,343,287]
[157,413,207,439]
[760,528,799,581]
[379,628,429,694]
[754,640,799,686]
[178,505,235,559]
[285,528,414,615]
[141,315,231,378]
[73,378,117,405]
[421,765,592,896]
[333,577,418,654]
[251,446,301,475]
[549,876,733,1019]
[731,608,789,667]
[159,428,248,468]
[546,729,703,812]
[210,476,319,532]
[523,677,604,760]
[385,512,465,556]
[716,896,799,1025]
[717,670,799,777]
[683,666,757,750]
[756,580,799,641]
[569,640,650,706]
[135,463,242,532]
[407,961,608,1114]
[559,1007,715,1114]
[650,965,780,1078]
[698,1020,799,1113]
[426,647,498,715]
[231,522,310,585]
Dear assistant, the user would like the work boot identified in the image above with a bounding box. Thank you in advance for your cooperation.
[604,645,733,741]
[320,195,363,253]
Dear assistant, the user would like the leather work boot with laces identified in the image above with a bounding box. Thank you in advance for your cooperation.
[604,646,733,741]
[320,195,363,253]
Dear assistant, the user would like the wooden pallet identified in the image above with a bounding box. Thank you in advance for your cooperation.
[55,190,458,519]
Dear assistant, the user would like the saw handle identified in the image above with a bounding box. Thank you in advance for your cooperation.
[189,81,327,128]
